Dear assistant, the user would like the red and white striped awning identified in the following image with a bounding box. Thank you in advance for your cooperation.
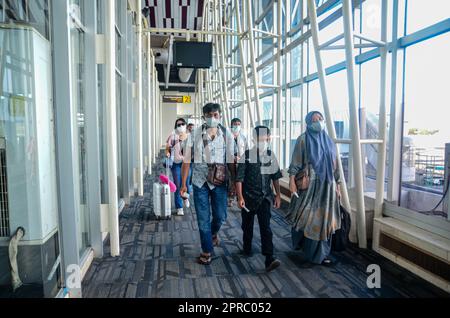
[144,0,204,37]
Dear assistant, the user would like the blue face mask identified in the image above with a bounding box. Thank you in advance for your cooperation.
[310,120,326,132]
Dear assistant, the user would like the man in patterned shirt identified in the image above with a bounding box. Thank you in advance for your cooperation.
[181,103,236,265]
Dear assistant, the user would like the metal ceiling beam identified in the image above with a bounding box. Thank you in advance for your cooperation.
[143,27,241,36]
[164,35,174,89]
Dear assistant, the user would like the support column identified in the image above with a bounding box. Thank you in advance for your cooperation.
[342,0,367,248]
[284,0,292,169]
[158,90,162,151]
[106,0,120,257]
[245,0,263,125]
[387,0,402,203]
[214,0,230,126]
[147,34,153,176]
[234,0,255,128]
[153,67,158,161]
[275,0,283,165]
[374,1,389,219]
[219,4,231,126]
[52,0,81,298]
[136,0,144,196]
[206,2,214,103]
[85,0,103,258]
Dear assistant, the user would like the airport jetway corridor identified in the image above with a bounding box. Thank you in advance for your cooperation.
[81,158,447,298]
[0,0,449,299]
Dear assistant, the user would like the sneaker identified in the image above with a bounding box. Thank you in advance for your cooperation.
[265,257,281,272]
[177,208,184,216]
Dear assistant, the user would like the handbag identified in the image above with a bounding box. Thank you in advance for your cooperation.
[162,156,173,169]
[163,133,178,169]
[207,163,227,186]
[295,166,310,190]
[331,204,351,252]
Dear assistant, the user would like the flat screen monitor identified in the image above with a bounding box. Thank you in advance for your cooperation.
[173,42,212,69]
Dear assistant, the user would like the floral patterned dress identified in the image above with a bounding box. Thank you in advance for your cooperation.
[287,133,342,264]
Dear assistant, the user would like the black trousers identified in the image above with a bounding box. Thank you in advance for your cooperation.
[241,199,273,256]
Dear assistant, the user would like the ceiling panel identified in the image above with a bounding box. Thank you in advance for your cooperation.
[143,0,205,37]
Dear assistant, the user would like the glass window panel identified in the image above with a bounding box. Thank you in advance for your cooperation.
[320,19,346,67]
[0,0,50,39]
[69,0,90,257]
[360,0,393,52]
[290,85,303,159]
[360,58,391,193]
[262,96,273,129]
[307,38,317,75]
[406,0,450,34]
[400,33,450,219]
[291,44,302,81]
[307,79,323,115]
[291,0,303,28]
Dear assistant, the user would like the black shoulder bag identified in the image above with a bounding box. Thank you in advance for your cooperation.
[332,204,351,252]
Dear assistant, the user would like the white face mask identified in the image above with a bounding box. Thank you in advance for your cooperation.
[177,125,187,134]
[257,141,269,152]
[231,126,241,134]
[205,117,221,128]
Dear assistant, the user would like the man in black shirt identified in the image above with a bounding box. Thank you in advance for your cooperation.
[235,126,282,272]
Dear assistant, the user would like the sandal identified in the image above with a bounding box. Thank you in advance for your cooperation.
[212,234,220,247]
[321,258,333,266]
[197,253,212,265]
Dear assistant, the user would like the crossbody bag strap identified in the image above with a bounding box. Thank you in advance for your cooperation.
[202,124,227,165]
[202,126,212,164]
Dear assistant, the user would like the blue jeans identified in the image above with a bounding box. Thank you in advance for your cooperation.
[193,183,228,253]
[188,165,194,194]
[171,163,191,209]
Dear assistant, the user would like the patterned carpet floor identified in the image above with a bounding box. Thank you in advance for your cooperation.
[82,164,450,298]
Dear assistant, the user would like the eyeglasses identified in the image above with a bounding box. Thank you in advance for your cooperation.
[177,123,186,128]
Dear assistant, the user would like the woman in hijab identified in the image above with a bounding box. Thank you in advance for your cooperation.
[287,111,342,265]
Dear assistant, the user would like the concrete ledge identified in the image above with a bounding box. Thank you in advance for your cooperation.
[373,217,450,293]
[80,248,94,282]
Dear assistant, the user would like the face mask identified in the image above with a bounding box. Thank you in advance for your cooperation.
[231,126,241,134]
[310,120,326,132]
[205,117,220,128]
[257,141,269,152]
[177,125,187,134]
